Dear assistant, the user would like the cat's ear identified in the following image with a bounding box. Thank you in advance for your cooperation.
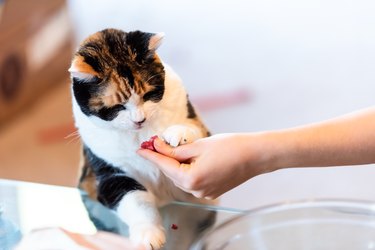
[126,31,164,59]
[68,56,98,81]
[148,32,165,52]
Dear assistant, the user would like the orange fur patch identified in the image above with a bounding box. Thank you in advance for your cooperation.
[71,55,99,77]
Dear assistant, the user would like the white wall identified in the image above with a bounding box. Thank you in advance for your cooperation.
[67,0,375,210]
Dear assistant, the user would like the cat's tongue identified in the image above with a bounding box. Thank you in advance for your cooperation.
[140,135,158,151]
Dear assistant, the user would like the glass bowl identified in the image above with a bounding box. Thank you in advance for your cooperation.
[190,199,375,250]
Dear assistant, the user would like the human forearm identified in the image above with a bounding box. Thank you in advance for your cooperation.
[258,107,375,172]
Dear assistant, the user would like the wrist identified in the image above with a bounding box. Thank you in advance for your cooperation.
[238,132,284,178]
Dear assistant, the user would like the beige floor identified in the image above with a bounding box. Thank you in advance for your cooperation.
[0,81,81,187]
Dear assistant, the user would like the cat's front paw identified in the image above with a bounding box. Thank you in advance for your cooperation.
[130,223,166,250]
[162,125,201,147]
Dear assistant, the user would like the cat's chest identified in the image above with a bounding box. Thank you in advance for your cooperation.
[76,111,176,167]
[82,126,152,166]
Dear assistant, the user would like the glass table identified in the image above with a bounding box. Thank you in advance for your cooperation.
[0,178,245,250]
[2,179,375,250]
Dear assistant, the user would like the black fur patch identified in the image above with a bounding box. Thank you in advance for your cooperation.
[72,77,126,121]
[116,64,135,87]
[125,31,155,63]
[83,146,146,209]
[97,105,126,121]
[143,85,165,102]
[72,77,101,117]
[102,29,126,58]
[186,97,197,119]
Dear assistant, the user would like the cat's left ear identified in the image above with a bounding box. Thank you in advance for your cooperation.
[148,32,165,52]
[68,56,98,81]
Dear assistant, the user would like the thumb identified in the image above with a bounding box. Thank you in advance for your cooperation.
[153,137,195,162]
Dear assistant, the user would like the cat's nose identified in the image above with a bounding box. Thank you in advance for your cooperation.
[134,118,146,125]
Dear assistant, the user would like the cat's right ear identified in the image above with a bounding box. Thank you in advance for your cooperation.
[148,32,165,52]
[68,56,97,81]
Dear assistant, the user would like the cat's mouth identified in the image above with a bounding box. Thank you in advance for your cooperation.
[132,118,147,130]
[133,124,144,130]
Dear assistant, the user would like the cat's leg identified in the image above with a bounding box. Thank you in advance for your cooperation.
[97,174,165,249]
[116,190,165,250]
[162,124,203,147]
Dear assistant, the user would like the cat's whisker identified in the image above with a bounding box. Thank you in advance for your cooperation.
[67,137,81,145]
[65,130,79,139]
[65,130,81,145]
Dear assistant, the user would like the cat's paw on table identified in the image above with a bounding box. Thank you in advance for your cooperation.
[130,223,166,250]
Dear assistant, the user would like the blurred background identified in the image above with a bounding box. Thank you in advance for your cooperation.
[0,0,375,210]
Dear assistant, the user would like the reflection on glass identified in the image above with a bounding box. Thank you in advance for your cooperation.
[191,200,375,250]
[0,180,243,250]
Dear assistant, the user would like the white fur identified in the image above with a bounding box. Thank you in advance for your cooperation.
[117,191,165,249]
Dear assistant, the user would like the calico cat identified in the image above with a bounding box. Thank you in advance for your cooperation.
[69,29,216,249]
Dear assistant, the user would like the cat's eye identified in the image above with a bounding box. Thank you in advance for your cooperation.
[112,104,126,111]
[143,89,163,102]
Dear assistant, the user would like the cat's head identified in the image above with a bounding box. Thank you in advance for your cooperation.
[69,29,165,131]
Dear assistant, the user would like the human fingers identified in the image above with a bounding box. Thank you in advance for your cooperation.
[137,149,189,181]
[152,137,196,162]
[138,150,218,199]
[171,181,207,199]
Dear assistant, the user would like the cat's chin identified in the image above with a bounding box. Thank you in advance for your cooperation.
[126,125,145,132]
[107,121,145,132]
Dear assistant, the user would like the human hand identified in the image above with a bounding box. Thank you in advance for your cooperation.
[139,107,375,199]
[137,134,269,199]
